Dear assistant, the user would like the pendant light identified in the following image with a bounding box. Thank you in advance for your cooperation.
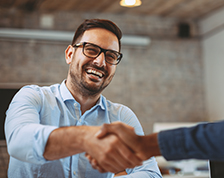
[120,0,142,7]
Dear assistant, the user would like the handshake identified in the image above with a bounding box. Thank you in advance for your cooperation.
[84,122,161,174]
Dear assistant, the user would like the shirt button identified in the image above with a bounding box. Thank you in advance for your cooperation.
[78,119,81,122]
[73,171,76,175]
[74,103,78,107]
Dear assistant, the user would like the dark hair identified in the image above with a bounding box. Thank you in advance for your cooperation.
[71,19,122,51]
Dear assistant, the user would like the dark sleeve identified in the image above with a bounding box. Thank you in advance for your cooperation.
[158,121,224,161]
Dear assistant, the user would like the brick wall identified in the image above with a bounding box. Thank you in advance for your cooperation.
[0,9,206,134]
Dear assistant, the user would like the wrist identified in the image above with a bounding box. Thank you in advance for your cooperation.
[145,133,161,157]
[137,133,161,160]
[81,126,101,153]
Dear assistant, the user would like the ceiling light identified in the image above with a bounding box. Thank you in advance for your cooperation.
[120,0,142,7]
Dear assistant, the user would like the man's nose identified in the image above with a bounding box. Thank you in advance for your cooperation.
[93,52,106,67]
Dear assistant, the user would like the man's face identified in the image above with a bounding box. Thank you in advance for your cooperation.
[66,28,119,96]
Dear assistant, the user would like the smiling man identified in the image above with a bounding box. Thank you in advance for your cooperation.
[5,19,162,178]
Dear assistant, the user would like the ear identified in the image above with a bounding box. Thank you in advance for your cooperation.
[65,45,74,64]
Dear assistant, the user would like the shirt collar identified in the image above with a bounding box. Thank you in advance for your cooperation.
[96,95,106,110]
[60,80,105,110]
[60,80,74,102]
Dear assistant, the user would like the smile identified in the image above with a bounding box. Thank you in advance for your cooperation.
[86,69,104,78]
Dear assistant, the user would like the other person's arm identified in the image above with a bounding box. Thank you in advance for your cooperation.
[96,121,224,161]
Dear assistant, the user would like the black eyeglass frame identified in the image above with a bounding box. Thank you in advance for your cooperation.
[73,42,123,65]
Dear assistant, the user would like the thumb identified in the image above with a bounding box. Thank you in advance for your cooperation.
[95,123,110,138]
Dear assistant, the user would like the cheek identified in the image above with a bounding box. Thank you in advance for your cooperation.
[110,66,116,75]
[71,54,85,69]
[107,66,116,79]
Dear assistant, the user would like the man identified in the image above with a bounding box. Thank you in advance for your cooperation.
[5,19,162,178]
[88,120,224,172]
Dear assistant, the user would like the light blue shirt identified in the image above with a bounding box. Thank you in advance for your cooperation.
[5,80,162,178]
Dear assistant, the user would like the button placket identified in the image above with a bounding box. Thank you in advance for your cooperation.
[73,102,82,123]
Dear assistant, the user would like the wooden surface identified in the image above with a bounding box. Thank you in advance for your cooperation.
[1,0,224,20]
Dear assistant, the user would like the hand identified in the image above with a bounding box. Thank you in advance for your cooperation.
[95,122,161,160]
[85,153,127,176]
[85,153,104,172]
[44,124,142,173]
[83,126,143,173]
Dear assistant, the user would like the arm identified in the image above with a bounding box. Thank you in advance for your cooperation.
[158,121,224,161]
[44,125,142,173]
[98,121,224,161]
[5,86,141,173]
[5,86,57,164]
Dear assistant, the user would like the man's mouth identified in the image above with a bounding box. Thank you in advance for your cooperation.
[86,69,104,78]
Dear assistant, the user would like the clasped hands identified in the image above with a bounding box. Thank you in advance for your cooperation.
[84,122,158,173]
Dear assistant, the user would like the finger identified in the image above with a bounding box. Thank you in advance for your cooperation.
[99,122,139,152]
[95,137,134,173]
[110,123,140,152]
[100,135,142,170]
[96,122,144,164]
[86,155,113,173]
[85,154,108,173]
[95,122,128,138]
[90,149,124,173]
[101,153,126,173]
[114,139,143,168]
[91,159,106,173]
[85,153,92,162]
[95,123,110,138]
[85,153,107,172]
[97,122,135,139]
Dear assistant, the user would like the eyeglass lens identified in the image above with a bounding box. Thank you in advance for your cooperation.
[84,43,120,64]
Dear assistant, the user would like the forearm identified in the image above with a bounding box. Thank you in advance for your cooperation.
[140,133,161,159]
[43,125,99,160]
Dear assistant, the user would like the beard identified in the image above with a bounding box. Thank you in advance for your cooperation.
[69,62,114,97]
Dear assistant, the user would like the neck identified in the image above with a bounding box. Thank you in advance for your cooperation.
[65,79,101,114]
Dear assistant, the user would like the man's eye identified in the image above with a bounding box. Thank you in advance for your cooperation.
[106,52,117,60]
[85,47,99,55]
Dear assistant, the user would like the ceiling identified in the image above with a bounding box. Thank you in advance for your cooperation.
[1,0,224,20]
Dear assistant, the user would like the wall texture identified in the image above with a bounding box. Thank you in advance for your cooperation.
[0,9,207,134]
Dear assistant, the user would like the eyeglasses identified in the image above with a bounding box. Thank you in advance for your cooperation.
[73,42,122,65]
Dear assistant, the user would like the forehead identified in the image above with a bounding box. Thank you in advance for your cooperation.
[80,28,119,51]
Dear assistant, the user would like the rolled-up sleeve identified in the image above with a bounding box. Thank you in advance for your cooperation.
[116,158,162,178]
[5,86,57,164]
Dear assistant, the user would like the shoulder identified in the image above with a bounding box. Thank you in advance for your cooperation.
[102,96,133,114]
[13,83,60,104]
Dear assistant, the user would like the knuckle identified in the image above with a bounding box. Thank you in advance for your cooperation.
[126,152,133,160]
[108,135,119,145]
[102,123,109,129]
[105,147,113,155]
[99,153,110,164]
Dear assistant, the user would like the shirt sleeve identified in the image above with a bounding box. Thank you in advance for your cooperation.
[116,105,162,178]
[4,86,58,164]
[158,121,224,161]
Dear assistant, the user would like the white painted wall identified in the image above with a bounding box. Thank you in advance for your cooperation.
[200,7,224,121]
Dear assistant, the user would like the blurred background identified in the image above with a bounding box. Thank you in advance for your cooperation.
[1,0,224,177]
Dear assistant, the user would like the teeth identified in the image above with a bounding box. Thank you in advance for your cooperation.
[87,69,103,78]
